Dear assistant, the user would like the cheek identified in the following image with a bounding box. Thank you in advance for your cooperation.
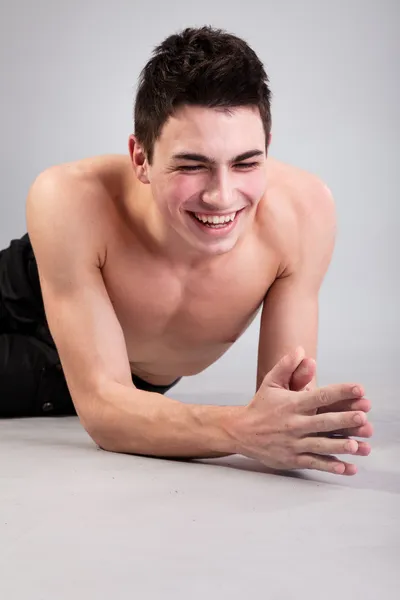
[169,176,202,203]
[238,173,267,199]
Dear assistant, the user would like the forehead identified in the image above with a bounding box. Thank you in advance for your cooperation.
[156,105,265,157]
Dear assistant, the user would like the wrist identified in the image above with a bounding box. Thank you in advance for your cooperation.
[217,404,246,455]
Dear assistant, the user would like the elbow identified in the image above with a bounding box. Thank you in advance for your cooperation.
[82,413,117,452]
[85,423,120,453]
[74,396,117,453]
[83,409,128,454]
[74,380,139,454]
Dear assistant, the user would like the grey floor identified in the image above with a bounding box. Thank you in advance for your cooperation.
[1,396,399,600]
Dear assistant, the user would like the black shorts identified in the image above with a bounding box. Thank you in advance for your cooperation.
[0,233,180,418]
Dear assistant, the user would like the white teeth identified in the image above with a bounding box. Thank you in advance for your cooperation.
[194,212,236,224]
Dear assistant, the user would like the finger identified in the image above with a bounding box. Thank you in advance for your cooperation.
[297,384,364,413]
[332,422,374,439]
[352,441,371,456]
[290,358,316,392]
[329,440,371,456]
[318,397,371,415]
[320,433,372,454]
[296,453,358,476]
[297,436,359,456]
[297,436,371,457]
[297,410,367,436]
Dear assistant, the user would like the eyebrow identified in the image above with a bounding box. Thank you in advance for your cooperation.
[171,149,264,164]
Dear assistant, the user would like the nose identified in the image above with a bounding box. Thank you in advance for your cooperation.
[201,169,235,210]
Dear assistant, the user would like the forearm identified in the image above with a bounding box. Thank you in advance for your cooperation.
[85,382,240,459]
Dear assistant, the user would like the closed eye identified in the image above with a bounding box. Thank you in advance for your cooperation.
[235,162,259,169]
[177,162,259,172]
[177,166,204,171]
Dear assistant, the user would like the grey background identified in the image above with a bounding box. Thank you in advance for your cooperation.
[1,2,399,599]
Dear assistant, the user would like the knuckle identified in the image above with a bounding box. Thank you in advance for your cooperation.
[343,441,352,453]
[283,415,297,433]
[292,454,304,467]
[318,388,330,406]
[342,384,353,397]
[340,413,349,426]
[307,457,319,470]
[297,455,318,470]
[287,438,301,459]
[318,416,328,431]
[346,413,356,426]
[313,438,323,452]
[293,395,304,412]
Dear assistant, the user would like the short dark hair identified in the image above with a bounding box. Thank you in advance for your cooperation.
[133,26,272,164]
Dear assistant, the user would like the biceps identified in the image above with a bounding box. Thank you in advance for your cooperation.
[25,169,133,416]
[39,268,133,413]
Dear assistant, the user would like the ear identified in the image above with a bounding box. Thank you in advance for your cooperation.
[128,135,150,184]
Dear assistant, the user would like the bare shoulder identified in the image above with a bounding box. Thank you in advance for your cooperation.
[264,157,337,277]
[26,156,123,270]
[38,153,130,197]
[268,157,335,213]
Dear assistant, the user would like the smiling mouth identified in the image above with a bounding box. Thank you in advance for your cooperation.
[188,208,244,228]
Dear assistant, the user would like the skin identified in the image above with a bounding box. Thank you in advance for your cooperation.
[25,104,372,474]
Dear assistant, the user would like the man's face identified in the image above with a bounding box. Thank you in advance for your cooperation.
[135,105,269,257]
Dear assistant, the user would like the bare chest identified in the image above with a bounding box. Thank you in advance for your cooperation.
[101,243,278,377]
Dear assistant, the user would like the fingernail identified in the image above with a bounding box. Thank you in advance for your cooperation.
[352,386,361,396]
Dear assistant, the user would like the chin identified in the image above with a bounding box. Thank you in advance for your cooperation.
[190,234,240,256]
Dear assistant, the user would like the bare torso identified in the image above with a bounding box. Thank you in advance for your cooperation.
[57,154,304,386]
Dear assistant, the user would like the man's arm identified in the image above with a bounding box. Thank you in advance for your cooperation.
[26,169,237,458]
[256,179,337,392]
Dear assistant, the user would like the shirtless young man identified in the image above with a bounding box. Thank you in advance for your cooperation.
[0,26,372,476]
